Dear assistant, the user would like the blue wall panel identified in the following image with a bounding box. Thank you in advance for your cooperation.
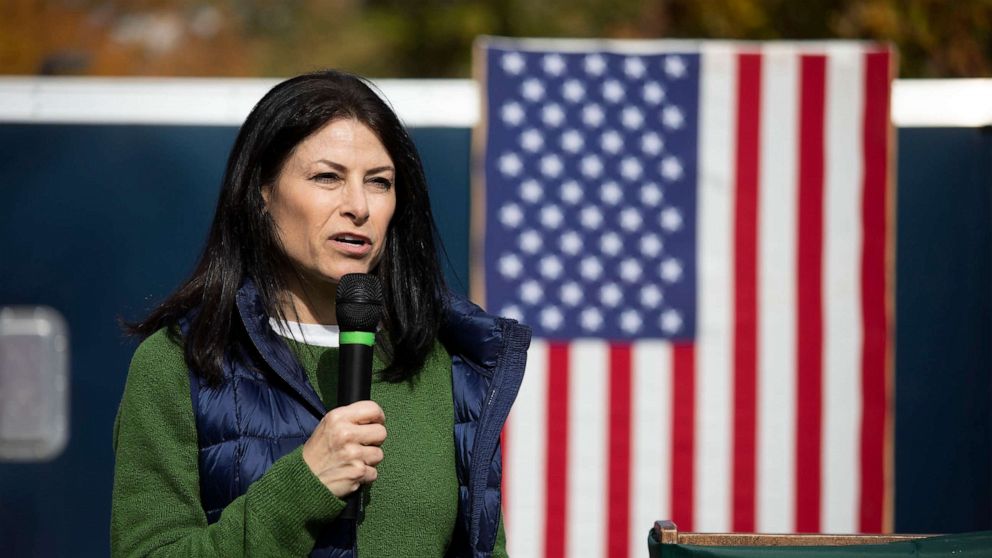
[0,123,988,555]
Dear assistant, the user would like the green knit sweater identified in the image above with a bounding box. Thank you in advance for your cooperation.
[111,327,507,557]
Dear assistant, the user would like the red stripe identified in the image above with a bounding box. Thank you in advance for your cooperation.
[607,344,632,557]
[671,342,695,530]
[795,54,827,533]
[860,50,891,534]
[732,52,762,532]
[544,342,570,558]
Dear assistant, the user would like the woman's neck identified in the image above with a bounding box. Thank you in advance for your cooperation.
[278,274,338,325]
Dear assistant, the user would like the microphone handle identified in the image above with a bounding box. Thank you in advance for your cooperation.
[337,341,373,520]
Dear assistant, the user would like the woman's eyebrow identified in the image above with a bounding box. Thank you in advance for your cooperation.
[365,165,395,175]
[313,160,393,175]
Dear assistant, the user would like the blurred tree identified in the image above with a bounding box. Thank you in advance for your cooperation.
[0,0,989,77]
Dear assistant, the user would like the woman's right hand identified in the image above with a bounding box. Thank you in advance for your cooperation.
[301,400,387,498]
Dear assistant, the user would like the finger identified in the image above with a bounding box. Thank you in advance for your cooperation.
[330,401,385,425]
[351,423,387,446]
[363,446,384,467]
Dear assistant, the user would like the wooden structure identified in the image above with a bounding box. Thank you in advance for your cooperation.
[653,520,931,547]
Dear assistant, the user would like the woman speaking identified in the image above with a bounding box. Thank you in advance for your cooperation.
[111,70,530,557]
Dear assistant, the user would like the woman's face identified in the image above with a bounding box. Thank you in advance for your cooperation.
[264,118,396,287]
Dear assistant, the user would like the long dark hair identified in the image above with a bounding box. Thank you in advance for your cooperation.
[128,69,447,385]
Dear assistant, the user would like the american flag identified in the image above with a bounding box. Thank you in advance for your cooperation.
[473,38,894,558]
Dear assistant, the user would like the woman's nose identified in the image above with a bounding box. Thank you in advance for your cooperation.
[339,178,370,223]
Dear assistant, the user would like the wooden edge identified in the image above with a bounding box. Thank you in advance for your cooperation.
[677,532,931,547]
[654,520,679,544]
[652,520,934,547]
[468,37,489,308]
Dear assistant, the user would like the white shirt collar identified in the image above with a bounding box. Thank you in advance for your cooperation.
[268,317,340,348]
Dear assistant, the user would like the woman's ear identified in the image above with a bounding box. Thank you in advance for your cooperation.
[261,183,272,209]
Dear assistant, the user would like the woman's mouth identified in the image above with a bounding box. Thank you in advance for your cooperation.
[331,233,373,256]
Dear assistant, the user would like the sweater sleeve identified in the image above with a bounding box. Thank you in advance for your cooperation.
[110,329,345,557]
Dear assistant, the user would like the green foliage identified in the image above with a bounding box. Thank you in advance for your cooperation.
[3,0,990,77]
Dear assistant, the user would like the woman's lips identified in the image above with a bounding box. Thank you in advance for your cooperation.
[330,233,372,256]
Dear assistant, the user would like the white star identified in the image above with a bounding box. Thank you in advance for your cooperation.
[540,154,564,178]
[540,204,564,229]
[501,102,525,126]
[519,229,543,254]
[641,131,664,156]
[582,104,605,128]
[520,280,544,305]
[499,203,524,228]
[600,231,622,256]
[620,258,643,282]
[559,230,583,255]
[584,53,607,76]
[540,306,564,330]
[662,105,685,129]
[660,207,683,232]
[580,307,604,331]
[600,130,624,154]
[599,181,623,206]
[519,178,543,203]
[501,305,524,323]
[619,207,643,232]
[640,233,663,258]
[580,154,604,179]
[560,281,583,306]
[580,205,604,230]
[640,182,663,206]
[539,255,564,280]
[624,56,646,79]
[542,103,565,127]
[664,55,687,79]
[660,309,683,334]
[498,253,523,279]
[620,157,643,181]
[560,180,583,204]
[620,309,643,334]
[562,79,585,103]
[498,153,522,177]
[602,79,625,103]
[501,52,526,75]
[580,256,603,281]
[520,128,544,152]
[643,81,665,105]
[542,54,566,76]
[660,156,684,181]
[640,284,664,308]
[621,106,645,130]
[600,282,623,307]
[560,129,584,153]
[659,257,683,283]
[521,78,545,102]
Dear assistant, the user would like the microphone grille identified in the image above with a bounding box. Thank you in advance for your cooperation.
[335,273,384,332]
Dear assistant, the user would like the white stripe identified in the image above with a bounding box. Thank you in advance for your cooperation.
[630,342,672,556]
[755,46,799,533]
[506,341,548,557]
[821,46,865,534]
[566,341,608,557]
[694,44,736,532]
[3,75,990,127]
[0,77,479,127]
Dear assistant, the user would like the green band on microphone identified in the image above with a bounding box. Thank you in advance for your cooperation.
[340,331,375,346]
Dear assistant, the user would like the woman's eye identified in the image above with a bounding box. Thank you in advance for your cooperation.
[369,177,393,190]
[313,172,340,183]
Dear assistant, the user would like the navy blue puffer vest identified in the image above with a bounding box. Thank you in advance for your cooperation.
[185,280,531,557]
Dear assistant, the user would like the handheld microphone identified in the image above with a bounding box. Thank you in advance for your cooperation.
[335,273,383,520]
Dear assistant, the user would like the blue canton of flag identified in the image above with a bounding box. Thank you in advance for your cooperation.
[483,47,700,340]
